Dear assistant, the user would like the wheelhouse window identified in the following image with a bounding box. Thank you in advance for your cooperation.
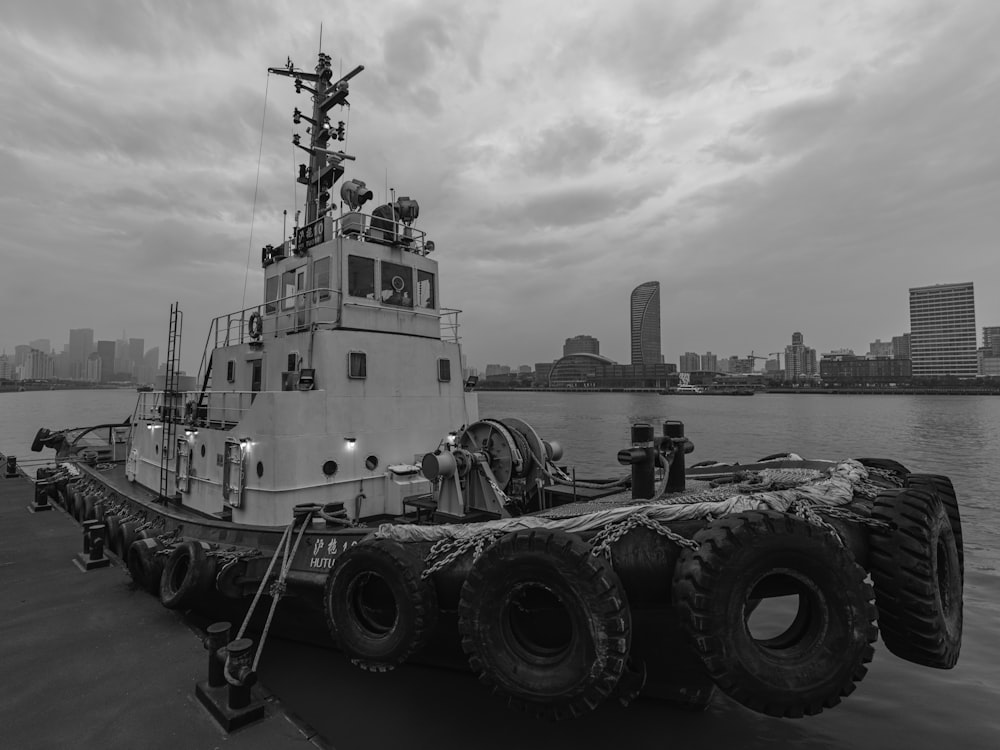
[348,351,367,379]
[314,256,331,301]
[265,276,280,314]
[438,358,451,382]
[348,255,375,299]
[417,270,435,309]
[281,270,296,310]
[381,261,413,308]
[226,360,236,383]
[287,353,299,371]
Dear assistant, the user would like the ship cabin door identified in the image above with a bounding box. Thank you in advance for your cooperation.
[277,264,310,334]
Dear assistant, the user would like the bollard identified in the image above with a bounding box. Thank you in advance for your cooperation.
[29,481,53,513]
[225,638,257,710]
[73,521,110,571]
[4,455,17,478]
[617,423,657,500]
[662,421,694,493]
[205,622,232,688]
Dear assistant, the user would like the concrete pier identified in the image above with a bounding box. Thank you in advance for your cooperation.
[0,468,329,750]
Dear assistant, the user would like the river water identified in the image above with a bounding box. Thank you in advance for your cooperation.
[2,389,998,749]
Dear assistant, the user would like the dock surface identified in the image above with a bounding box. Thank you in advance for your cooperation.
[0,470,327,750]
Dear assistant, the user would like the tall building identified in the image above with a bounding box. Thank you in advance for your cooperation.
[700,352,717,372]
[29,339,51,355]
[679,352,700,372]
[784,332,817,381]
[563,335,600,357]
[909,282,977,378]
[630,281,661,366]
[892,333,911,360]
[97,340,116,382]
[129,338,145,376]
[69,328,94,380]
[983,326,1000,356]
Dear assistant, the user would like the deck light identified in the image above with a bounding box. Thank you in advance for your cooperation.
[344,438,357,451]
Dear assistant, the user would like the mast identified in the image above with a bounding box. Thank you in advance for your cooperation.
[268,55,364,225]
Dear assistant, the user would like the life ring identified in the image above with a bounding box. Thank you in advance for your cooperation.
[905,474,964,579]
[672,509,877,717]
[160,541,217,610]
[324,539,438,672]
[869,487,962,669]
[127,538,167,596]
[457,528,632,720]
[248,311,263,340]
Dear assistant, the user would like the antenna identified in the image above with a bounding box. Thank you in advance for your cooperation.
[318,24,323,55]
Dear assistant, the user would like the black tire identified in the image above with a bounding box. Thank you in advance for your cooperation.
[116,520,138,559]
[856,457,910,482]
[160,541,217,610]
[869,488,962,669]
[31,428,49,452]
[324,539,438,672]
[105,515,122,556]
[672,510,877,718]
[758,453,792,462]
[457,529,631,720]
[905,474,964,580]
[127,538,166,596]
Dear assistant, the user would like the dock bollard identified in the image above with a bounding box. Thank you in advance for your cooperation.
[29,481,53,513]
[4,455,17,478]
[73,521,110,571]
[195,628,265,731]
[205,622,232,688]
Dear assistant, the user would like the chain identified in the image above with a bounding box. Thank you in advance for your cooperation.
[789,502,844,544]
[866,466,905,487]
[421,529,506,579]
[590,511,698,560]
[814,505,895,533]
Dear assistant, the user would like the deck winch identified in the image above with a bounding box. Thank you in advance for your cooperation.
[421,418,561,520]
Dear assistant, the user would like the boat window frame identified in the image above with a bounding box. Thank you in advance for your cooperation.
[438,358,451,383]
[313,256,332,301]
[281,269,296,311]
[265,275,280,315]
[416,269,436,309]
[380,260,414,308]
[348,351,367,379]
[226,359,236,383]
[347,255,376,300]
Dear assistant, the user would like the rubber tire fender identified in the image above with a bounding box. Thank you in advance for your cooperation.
[160,541,217,610]
[856,457,910,481]
[869,487,962,669]
[672,509,877,718]
[116,520,139,559]
[105,515,122,556]
[127,538,166,596]
[457,528,631,721]
[324,538,438,672]
[905,474,964,580]
[31,428,49,452]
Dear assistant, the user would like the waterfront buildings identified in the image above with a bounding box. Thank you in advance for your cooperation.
[700,352,718,373]
[820,353,911,383]
[909,282,977,378]
[679,352,700,372]
[868,339,893,359]
[630,281,661,366]
[892,334,911,360]
[784,332,817,381]
[563,335,600,357]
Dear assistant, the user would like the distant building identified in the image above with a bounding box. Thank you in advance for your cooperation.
[548,353,676,389]
[0,351,11,380]
[892,334,910,360]
[517,365,532,374]
[909,282,977,378]
[983,326,1000,356]
[820,353,911,383]
[97,340,116,382]
[485,364,504,378]
[563,335,600,357]
[29,339,51,355]
[868,339,893,359]
[700,352,718,372]
[784,332,817,381]
[22,348,54,379]
[679,352,700,372]
[69,328,94,380]
[534,362,553,386]
[86,352,102,382]
[630,281,661,366]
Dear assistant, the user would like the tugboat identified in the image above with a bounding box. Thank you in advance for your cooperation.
[29,53,963,722]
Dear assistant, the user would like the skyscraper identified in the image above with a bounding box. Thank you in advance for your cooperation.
[784,332,817,381]
[69,328,94,380]
[630,281,660,366]
[909,282,977,378]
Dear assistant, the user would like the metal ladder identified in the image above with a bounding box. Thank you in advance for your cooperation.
[159,302,183,500]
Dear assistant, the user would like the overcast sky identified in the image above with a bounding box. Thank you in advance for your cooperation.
[2,0,998,373]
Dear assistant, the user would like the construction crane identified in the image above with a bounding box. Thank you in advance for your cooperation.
[769,352,782,370]
[746,351,769,371]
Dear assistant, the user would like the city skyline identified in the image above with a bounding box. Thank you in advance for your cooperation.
[3,4,1000,373]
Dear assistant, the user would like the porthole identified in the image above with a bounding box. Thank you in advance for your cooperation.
[365,455,379,471]
[323,460,338,477]
[200,445,206,458]
[256,461,264,478]
[154,444,159,455]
